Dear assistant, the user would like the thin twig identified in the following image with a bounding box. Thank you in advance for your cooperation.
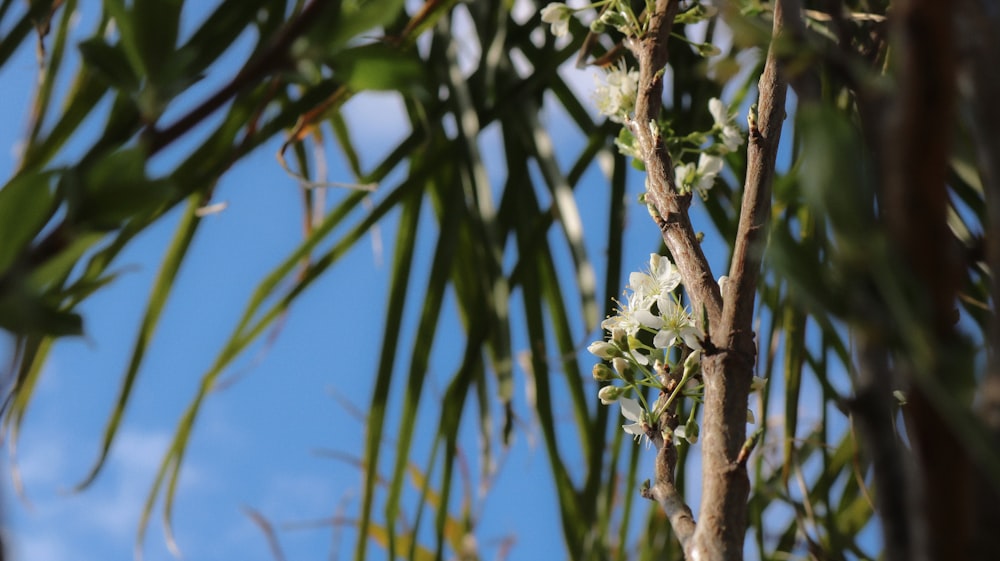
[641,364,697,552]
[641,443,697,550]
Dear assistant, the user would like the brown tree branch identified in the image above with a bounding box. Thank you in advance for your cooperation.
[626,4,709,551]
[642,367,697,555]
[630,0,723,334]
[642,443,697,551]
[720,0,794,344]
[690,2,793,559]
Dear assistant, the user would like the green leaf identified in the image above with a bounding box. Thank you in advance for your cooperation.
[356,187,423,561]
[796,103,876,247]
[329,43,428,95]
[0,171,57,274]
[175,0,270,77]
[325,0,407,50]
[75,148,175,230]
[0,286,82,336]
[78,38,140,92]
[26,231,104,292]
[132,0,182,84]
[74,194,205,491]
[103,0,146,79]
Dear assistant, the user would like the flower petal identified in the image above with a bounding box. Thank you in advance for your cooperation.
[709,98,726,126]
[698,153,724,176]
[622,422,644,436]
[619,397,643,423]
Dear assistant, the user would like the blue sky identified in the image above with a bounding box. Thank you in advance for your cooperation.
[0,2,877,561]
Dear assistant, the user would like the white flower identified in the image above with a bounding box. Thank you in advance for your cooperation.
[620,397,646,440]
[541,3,572,37]
[674,153,723,198]
[628,253,682,308]
[709,97,744,153]
[638,298,703,351]
[750,376,767,392]
[674,162,696,190]
[600,290,646,336]
[594,63,640,123]
[719,126,743,153]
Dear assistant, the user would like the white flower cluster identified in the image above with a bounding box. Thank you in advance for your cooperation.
[588,254,704,445]
[672,97,745,199]
[589,254,767,445]
[593,63,640,124]
[539,2,744,201]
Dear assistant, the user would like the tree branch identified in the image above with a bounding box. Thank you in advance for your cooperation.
[698,1,793,558]
[643,367,697,555]
[630,0,723,333]
[642,443,697,551]
[720,0,794,346]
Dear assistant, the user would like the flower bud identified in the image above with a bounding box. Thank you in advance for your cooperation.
[612,357,632,381]
[697,42,722,57]
[683,349,702,379]
[674,421,699,444]
[746,408,756,424]
[587,341,620,360]
[599,9,628,30]
[598,385,626,405]
[592,363,616,382]
[589,19,606,33]
[612,327,628,350]
[684,419,700,444]
[750,376,767,392]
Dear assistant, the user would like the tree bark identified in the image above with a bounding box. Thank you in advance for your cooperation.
[632,1,792,558]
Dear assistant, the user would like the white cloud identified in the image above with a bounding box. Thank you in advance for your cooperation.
[4,426,210,560]
[6,532,84,561]
[86,428,207,541]
[12,437,66,491]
